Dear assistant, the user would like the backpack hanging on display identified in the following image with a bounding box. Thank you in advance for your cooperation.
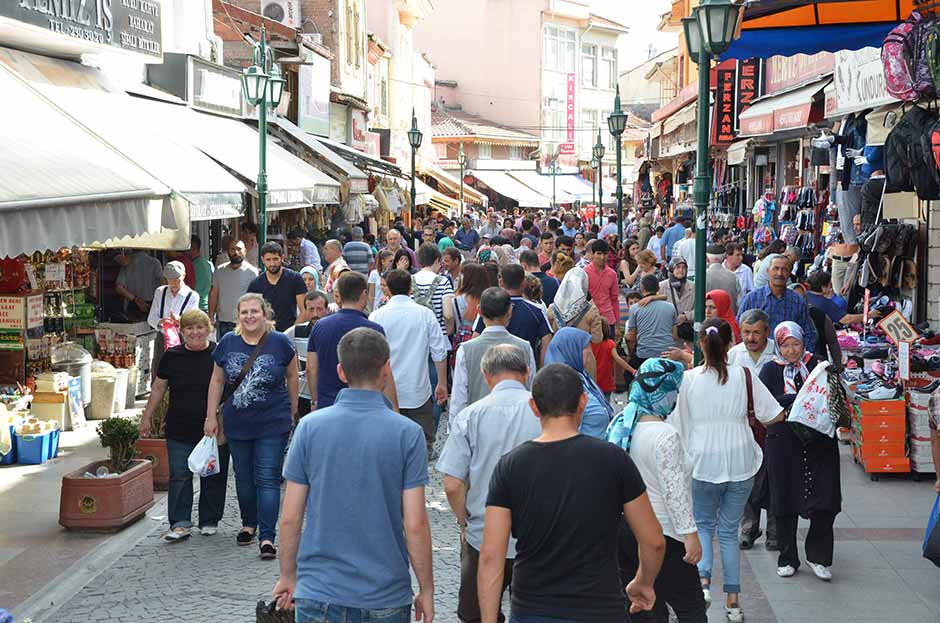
[883,12,924,101]
[884,105,940,198]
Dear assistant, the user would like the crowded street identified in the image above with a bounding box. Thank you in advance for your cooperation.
[2,1,940,623]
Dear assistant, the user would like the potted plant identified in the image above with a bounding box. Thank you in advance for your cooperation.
[59,416,155,530]
[134,391,169,490]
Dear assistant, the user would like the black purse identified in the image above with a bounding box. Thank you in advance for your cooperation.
[256,600,293,623]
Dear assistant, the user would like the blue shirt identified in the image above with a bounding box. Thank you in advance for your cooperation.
[307,309,385,408]
[283,389,429,608]
[737,286,818,353]
[247,268,307,332]
[455,227,480,251]
[533,272,559,306]
[806,291,847,325]
[212,331,295,441]
[560,224,580,237]
[472,296,551,359]
[660,223,686,259]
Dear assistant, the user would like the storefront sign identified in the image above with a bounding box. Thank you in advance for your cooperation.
[329,102,348,144]
[740,112,773,136]
[713,67,736,145]
[190,201,245,221]
[349,108,368,152]
[832,47,896,115]
[365,130,381,157]
[190,57,243,118]
[774,102,813,130]
[0,296,24,330]
[878,309,920,345]
[765,51,834,95]
[26,295,42,329]
[298,54,330,137]
[736,58,762,122]
[0,329,24,351]
[1,0,163,60]
[560,73,576,155]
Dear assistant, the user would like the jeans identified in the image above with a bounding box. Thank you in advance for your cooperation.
[227,434,289,543]
[217,321,236,341]
[429,355,441,435]
[166,438,230,530]
[294,600,410,623]
[692,477,753,594]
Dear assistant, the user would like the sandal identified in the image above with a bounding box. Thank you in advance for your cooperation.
[259,541,277,560]
[236,528,256,546]
[163,527,191,543]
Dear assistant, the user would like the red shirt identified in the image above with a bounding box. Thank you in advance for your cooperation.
[591,339,617,393]
[584,261,620,326]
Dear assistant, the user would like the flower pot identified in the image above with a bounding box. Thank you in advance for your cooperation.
[134,438,169,490]
[59,459,155,531]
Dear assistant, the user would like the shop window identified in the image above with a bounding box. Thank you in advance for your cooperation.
[582,44,597,87]
[543,102,565,142]
[544,25,576,73]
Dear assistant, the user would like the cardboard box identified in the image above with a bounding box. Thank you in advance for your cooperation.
[858,399,906,417]
[863,456,910,474]
[855,442,906,460]
[856,427,906,444]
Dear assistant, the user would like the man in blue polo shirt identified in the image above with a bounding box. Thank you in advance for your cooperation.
[805,270,868,326]
[307,272,399,410]
[659,218,687,264]
[473,264,552,366]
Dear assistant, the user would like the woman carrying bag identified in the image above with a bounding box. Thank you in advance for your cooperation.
[205,293,299,561]
[544,327,613,438]
[547,267,603,343]
[758,321,842,582]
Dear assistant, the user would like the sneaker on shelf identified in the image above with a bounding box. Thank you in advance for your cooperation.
[807,562,832,581]
[870,361,886,378]
[864,385,902,400]
[726,605,744,623]
[776,565,796,577]
[909,380,940,394]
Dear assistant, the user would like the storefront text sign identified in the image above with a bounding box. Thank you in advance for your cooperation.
[775,103,813,130]
[766,52,834,95]
[740,113,773,136]
[0,296,25,330]
[191,57,243,118]
[298,53,330,137]
[714,67,736,145]
[560,73,576,155]
[736,58,762,124]
[349,108,368,152]
[832,47,897,115]
[26,295,42,329]
[3,0,163,60]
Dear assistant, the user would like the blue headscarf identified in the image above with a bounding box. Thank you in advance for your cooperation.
[545,327,615,437]
[607,357,685,451]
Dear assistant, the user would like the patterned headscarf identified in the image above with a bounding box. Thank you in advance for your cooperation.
[773,321,811,395]
[607,358,685,451]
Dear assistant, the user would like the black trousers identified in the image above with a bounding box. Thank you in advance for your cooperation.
[619,521,707,623]
[458,540,513,623]
[775,512,836,569]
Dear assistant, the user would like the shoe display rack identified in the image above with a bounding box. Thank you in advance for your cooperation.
[848,397,910,481]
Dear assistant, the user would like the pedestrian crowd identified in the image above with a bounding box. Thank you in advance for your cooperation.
[131,206,877,623]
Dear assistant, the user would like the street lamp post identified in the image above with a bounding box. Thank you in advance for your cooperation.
[551,159,557,211]
[457,143,466,218]
[607,87,628,242]
[407,109,423,225]
[593,127,606,230]
[240,26,286,264]
[591,156,599,214]
[683,0,742,362]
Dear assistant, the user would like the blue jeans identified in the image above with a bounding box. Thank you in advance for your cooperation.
[691,477,754,594]
[166,438,230,530]
[428,355,441,434]
[227,434,289,543]
[217,321,236,341]
[294,599,410,623]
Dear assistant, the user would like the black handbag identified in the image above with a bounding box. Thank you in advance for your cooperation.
[256,600,293,623]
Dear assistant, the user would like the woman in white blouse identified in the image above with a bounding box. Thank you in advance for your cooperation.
[671,318,784,623]
[607,357,705,623]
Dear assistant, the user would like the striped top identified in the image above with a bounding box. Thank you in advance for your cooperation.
[412,270,454,335]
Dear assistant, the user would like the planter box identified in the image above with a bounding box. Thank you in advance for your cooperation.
[134,438,169,491]
[59,459,155,530]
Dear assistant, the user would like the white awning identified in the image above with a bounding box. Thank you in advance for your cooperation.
[738,79,830,137]
[0,62,185,255]
[663,102,697,136]
[554,175,595,201]
[317,135,404,177]
[270,116,370,193]
[470,170,550,208]
[726,139,752,166]
[507,170,577,204]
[421,163,488,206]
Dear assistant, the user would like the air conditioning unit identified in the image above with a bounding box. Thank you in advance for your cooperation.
[261,0,300,29]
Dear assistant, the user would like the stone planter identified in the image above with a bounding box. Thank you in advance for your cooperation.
[59,459,155,530]
[134,438,169,490]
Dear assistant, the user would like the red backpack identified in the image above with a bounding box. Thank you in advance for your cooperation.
[883,12,923,102]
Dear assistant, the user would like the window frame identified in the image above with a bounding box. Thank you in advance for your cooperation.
[601,47,618,90]
[478,143,492,160]
[581,43,597,87]
[543,25,577,73]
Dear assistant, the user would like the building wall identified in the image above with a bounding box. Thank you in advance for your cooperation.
[578,27,621,165]
[413,0,543,133]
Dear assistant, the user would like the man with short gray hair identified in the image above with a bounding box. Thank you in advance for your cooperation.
[343,226,374,275]
[437,343,540,623]
[704,243,740,313]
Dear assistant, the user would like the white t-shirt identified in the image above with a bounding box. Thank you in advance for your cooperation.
[670,365,782,484]
[646,235,662,260]
[367,269,383,312]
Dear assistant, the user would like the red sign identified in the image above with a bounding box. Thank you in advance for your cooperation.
[736,58,762,124]
[713,67,737,145]
[774,102,813,130]
[765,52,834,94]
[740,112,773,136]
[560,73,576,155]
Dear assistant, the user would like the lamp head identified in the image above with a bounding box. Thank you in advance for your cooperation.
[267,63,286,108]
[696,0,742,57]
[408,108,423,149]
[241,64,268,107]
[457,143,466,166]
[607,87,628,137]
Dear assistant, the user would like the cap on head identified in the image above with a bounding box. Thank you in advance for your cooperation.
[164,261,185,280]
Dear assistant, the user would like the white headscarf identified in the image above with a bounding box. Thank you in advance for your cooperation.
[553,267,591,324]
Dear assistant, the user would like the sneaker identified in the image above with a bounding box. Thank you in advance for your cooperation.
[200,526,217,536]
[236,528,256,546]
[739,529,761,550]
[163,527,191,542]
[259,541,277,560]
[864,385,902,400]
[808,562,832,581]
[702,587,712,605]
[777,565,796,577]
[726,605,743,623]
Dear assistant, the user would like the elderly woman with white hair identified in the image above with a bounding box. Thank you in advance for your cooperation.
[148,260,199,380]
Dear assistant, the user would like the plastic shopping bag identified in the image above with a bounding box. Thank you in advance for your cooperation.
[187,435,220,477]
[924,495,940,568]
[787,362,836,444]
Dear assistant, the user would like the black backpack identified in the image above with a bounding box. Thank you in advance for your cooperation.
[885,105,940,199]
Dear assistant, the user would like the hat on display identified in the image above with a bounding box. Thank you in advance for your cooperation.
[164,261,185,280]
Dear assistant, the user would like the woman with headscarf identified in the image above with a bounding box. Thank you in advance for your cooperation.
[544,327,613,437]
[547,267,603,343]
[608,358,706,623]
[549,252,575,282]
[758,321,841,583]
[705,290,740,343]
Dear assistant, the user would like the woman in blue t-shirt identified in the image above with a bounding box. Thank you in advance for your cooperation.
[205,293,299,560]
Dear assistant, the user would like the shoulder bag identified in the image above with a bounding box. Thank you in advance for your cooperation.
[215,332,269,445]
[743,367,765,447]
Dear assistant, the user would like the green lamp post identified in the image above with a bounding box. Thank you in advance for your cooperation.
[408,109,423,224]
[607,87,628,242]
[593,126,606,229]
[683,0,742,362]
[241,26,286,264]
[457,143,467,218]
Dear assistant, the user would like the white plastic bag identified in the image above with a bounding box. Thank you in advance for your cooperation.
[187,435,220,477]
[788,362,836,439]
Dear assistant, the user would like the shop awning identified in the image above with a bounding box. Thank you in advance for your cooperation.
[508,170,577,204]
[554,175,595,201]
[738,79,831,137]
[420,163,488,206]
[725,0,914,59]
[663,102,698,136]
[269,117,370,194]
[316,136,404,178]
[408,179,460,215]
[0,63,189,255]
[727,139,752,166]
[470,170,550,208]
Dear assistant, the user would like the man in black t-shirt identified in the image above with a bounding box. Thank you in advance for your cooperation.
[480,364,665,623]
[246,241,307,331]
